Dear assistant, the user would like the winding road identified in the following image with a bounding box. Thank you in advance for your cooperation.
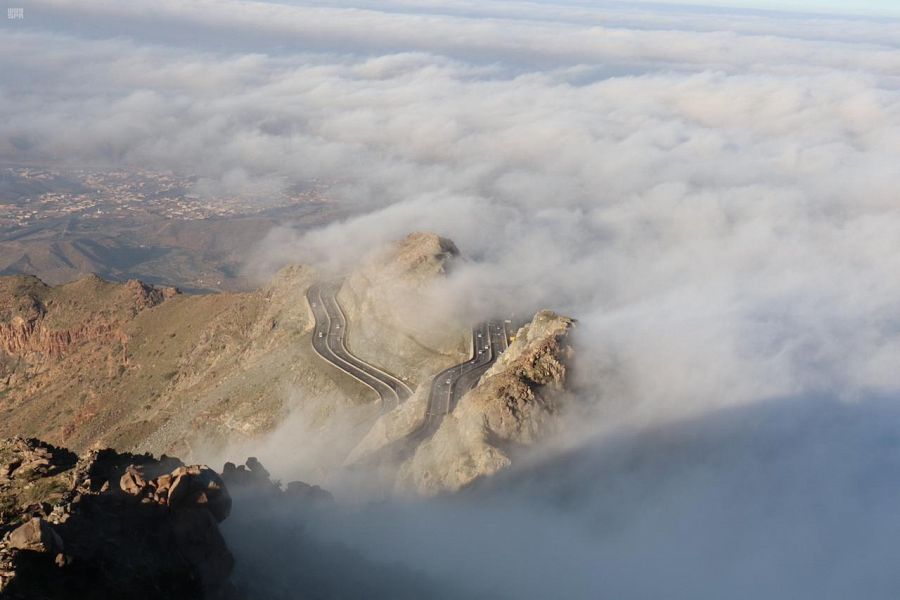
[307,279,512,438]
[307,281,413,412]
[414,319,510,439]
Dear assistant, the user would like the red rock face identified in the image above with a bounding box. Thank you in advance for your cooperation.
[0,276,173,360]
[1,320,121,359]
[0,317,39,355]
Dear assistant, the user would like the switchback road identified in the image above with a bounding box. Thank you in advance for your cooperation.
[414,319,511,440]
[307,281,413,412]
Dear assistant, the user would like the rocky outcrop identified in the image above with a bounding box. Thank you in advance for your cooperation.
[336,233,469,385]
[0,437,349,598]
[397,310,574,495]
[119,463,233,523]
[458,310,573,444]
[2,319,122,358]
[0,274,174,360]
[222,457,334,507]
[8,517,65,555]
[0,437,237,599]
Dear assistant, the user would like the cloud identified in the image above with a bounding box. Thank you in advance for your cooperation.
[6,0,900,597]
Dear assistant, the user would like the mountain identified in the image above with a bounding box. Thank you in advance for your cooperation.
[348,309,574,495]
[0,233,574,494]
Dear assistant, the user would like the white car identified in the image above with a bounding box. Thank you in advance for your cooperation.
[318,332,324,338]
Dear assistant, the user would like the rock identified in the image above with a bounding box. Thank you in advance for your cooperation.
[285,481,335,505]
[9,518,64,554]
[0,438,238,598]
[395,310,574,495]
[120,465,148,496]
[0,460,21,480]
[167,465,231,522]
[336,232,471,384]
[53,553,72,567]
[171,508,235,594]
[222,459,278,493]
[245,457,270,480]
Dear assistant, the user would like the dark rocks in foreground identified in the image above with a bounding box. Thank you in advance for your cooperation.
[0,437,327,599]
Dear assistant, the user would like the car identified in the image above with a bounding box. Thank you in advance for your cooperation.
[318,332,324,338]
[445,379,451,384]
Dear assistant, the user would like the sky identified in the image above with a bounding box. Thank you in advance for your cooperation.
[4,0,900,597]
[626,0,900,16]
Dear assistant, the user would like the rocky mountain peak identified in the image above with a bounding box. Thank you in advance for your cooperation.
[365,232,459,284]
[347,309,576,496]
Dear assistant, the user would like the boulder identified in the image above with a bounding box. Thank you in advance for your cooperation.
[119,465,148,496]
[167,465,232,522]
[245,457,270,480]
[9,517,64,554]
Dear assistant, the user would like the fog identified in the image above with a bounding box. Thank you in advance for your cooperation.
[6,0,900,597]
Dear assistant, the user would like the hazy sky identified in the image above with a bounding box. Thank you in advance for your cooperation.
[627,0,900,16]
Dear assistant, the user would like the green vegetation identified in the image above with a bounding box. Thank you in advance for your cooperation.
[18,473,71,507]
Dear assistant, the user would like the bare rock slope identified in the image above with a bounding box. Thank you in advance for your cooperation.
[350,309,575,495]
[401,310,574,495]
[0,233,473,460]
[337,232,469,385]
[0,265,385,458]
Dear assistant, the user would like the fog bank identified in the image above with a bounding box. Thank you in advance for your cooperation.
[7,1,900,597]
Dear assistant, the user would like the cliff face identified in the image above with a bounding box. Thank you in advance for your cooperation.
[0,275,172,361]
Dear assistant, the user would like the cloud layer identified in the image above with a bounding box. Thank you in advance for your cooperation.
[5,1,900,597]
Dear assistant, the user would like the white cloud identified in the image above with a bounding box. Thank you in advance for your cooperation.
[5,1,900,596]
